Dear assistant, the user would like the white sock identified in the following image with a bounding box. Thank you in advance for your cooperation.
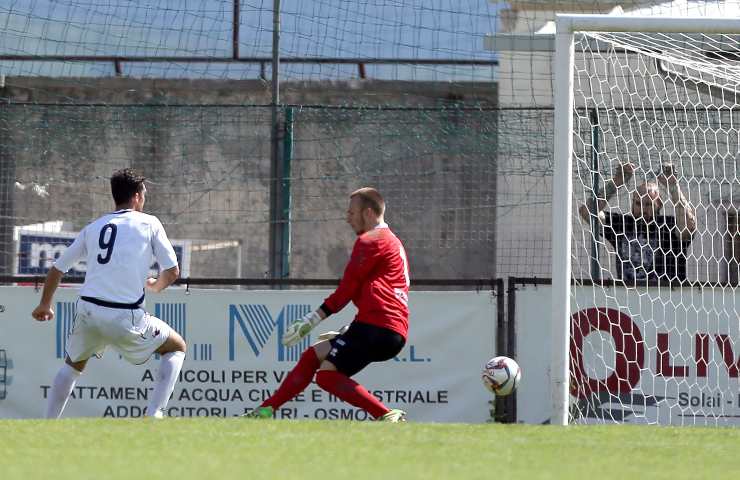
[146,351,185,417]
[45,363,82,419]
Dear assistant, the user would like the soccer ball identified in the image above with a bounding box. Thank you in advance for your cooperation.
[481,356,521,396]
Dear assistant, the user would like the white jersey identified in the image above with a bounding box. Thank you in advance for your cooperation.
[54,209,178,304]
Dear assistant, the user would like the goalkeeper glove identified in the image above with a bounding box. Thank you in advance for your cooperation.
[282,311,323,347]
[317,324,349,341]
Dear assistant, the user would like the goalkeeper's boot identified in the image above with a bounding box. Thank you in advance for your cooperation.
[241,406,274,419]
[377,409,406,423]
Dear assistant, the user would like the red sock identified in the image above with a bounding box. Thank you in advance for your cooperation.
[262,347,320,410]
[315,370,389,419]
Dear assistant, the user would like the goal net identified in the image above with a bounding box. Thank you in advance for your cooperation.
[554,16,740,426]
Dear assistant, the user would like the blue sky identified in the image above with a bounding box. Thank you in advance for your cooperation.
[0,0,501,80]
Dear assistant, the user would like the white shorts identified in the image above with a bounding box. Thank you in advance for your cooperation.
[66,299,172,365]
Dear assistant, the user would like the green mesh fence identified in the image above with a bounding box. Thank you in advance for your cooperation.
[0,97,557,281]
[1,0,724,283]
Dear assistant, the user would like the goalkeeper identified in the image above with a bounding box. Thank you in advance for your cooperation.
[578,162,696,283]
[245,187,410,422]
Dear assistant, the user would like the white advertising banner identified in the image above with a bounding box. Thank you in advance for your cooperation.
[0,287,496,422]
[516,285,740,425]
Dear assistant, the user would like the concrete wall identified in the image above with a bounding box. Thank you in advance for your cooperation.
[1,77,498,281]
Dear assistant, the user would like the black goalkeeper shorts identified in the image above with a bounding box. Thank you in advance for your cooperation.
[327,321,406,377]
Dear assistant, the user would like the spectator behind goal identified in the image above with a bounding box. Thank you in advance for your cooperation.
[578,162,697,284]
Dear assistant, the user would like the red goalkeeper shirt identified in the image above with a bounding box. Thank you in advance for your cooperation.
[322,224,410,338]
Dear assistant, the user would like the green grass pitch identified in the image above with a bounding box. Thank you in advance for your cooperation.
[1,418,736,479]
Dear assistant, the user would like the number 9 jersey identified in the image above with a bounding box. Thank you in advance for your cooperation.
[53,209,179,304]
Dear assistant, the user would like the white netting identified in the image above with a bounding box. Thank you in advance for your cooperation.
[570,28,740,425]
[587,31,740,93]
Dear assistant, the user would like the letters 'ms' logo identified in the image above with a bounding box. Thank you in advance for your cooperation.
[229,304,311,362]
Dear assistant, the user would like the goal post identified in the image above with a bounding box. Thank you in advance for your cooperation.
[551,25,574,427]
[552,15,740,426]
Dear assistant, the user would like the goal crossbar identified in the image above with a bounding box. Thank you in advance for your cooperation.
[556,15,740,35]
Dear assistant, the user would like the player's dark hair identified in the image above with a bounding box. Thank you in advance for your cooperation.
[351,187,385,216]
[110,168,146,205]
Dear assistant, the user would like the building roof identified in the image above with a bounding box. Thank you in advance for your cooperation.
[504,0,658,11]
[625,0,737,16]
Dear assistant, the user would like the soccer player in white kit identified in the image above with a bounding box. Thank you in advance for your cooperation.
[31,168,187,419]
